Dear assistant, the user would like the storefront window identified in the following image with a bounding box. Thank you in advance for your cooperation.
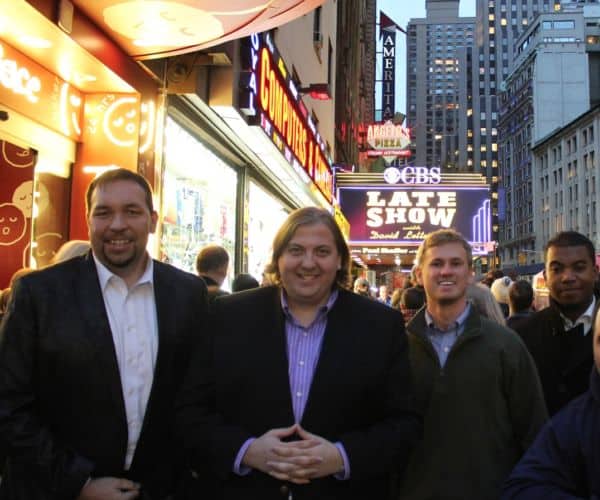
[161,117,237,289]
[247,180,289,283]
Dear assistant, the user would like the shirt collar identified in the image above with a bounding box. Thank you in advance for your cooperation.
[560,295,596,335]
[280,287,339,321]
[425,303,471,332]
[93,253,154,291]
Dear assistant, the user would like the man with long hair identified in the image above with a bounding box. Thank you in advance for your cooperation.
[177,206,421,499]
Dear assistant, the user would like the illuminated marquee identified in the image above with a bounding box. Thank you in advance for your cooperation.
[239,33,333,203]
[338,185,491,253]
[0,41,82,140]
[0,43,41,103]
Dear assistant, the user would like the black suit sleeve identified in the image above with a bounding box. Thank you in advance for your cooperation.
[338,311,422,480]
[0,277,93,498]
[175,302,253,480]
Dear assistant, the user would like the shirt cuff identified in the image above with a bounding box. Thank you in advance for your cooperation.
[233,438,255,476]
[333,442,350,480]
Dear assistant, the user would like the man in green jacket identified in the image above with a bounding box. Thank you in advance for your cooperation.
[398,229,548,500]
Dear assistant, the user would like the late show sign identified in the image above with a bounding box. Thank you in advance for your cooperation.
[239,33,333,203]
[338,186,491,251]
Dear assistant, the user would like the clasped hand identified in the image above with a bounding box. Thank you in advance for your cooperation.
[242,424,344,484]
[77,477,140,500]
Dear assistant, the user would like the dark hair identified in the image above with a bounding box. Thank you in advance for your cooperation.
[400,287,426,310]
[544,231,595,263]
[86,168,154,213]
[196,245,230,274]
[508,280,534,312]
[265,207,351,289]
[232,273,259,292]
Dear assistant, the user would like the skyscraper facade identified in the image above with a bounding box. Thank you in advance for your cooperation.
[407,0,475,173]
[498,6,597,265]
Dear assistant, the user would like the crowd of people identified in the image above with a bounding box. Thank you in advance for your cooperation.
[0,167,598,499]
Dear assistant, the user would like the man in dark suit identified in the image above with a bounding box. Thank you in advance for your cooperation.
[0,169,208,499]
[176,207,421,500]
[512,231,599,416]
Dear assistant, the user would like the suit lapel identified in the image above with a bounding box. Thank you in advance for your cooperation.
[77,254,126,422]
[264,288,296,424]
[148,262,177,398]
[130,261,178,469]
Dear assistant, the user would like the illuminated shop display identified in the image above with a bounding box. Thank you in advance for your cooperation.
[338,169,492,255]
[161,117,236,287]
[239,32,333,203]
[247,181,289,282]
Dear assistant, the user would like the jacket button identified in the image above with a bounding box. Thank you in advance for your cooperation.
[279,484,290,496]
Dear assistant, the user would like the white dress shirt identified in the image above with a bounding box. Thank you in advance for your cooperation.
[560,296,596,336]
[94,255,159,469]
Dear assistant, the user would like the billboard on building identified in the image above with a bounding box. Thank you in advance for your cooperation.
[338,185,491,254]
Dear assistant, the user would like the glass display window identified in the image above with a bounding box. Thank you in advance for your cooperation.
[161,117,237,289]
[247,180,289,283]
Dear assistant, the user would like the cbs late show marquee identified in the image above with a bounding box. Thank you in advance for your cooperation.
[239,33,333,203]
[337,169,492,254]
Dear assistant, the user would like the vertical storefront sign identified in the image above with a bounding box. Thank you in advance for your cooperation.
[381,32,396,121]
[238,33,333,204]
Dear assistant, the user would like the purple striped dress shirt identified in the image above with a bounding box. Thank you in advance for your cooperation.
[233,288,350,479]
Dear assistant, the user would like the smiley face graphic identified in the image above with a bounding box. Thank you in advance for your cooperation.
[1,142,35,168]
[0,203,27,246]
[11,181,34,218]
[103,96,139,148]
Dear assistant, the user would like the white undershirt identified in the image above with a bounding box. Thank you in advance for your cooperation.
[560,295,596,336]
[94,255,158,469]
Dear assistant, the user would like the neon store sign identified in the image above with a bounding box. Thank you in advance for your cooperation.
[240,33,333,203]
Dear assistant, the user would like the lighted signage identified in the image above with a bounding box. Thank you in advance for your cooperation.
[338,186,491,253]
[0,40,82,140]
[366,120,411,158]
[239,33,333,203]
[381,33,396,120]
[333,204,350,241]
[384,166,440,185]
[0,43,41,103]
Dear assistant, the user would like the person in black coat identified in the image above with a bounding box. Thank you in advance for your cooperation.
[0,169,208,499]
[512,231,599,416]
[176,207,421,500]
[502,311,600,499]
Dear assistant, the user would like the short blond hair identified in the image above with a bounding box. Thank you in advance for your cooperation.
[416,229,473,268]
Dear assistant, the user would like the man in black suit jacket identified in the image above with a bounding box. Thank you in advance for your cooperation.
[0,169,208,499]
[176,207,421,500]
[512,231,599,416]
